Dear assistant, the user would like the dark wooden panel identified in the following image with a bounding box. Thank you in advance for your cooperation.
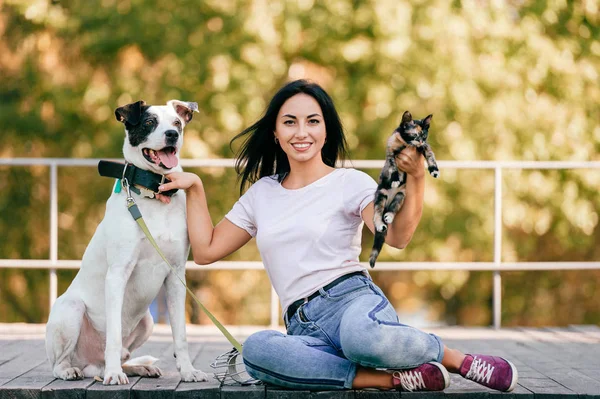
[0,361,54,399]
[0,340,46,382]
[354,389,398,399]
[41,378,95,399]
[174,378,220,399]
[131,372,181,399]
[266,386,312,399]
[0,327,599,398]
[515,377,578,398]
[86,378,142,399]
[574,367,600,383]
[400,391,445,399]
[0,358,47,384]
[130,340,182,399]
[0,340,45,358]
[487,384,534,398]
[308,391,355,399]
[220,384,266,399]
[543,369,600,398]
[442,374,493,398]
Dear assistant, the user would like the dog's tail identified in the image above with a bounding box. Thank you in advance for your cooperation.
[122,355,159,367]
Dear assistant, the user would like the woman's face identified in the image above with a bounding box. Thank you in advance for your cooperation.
[274,93,327,166]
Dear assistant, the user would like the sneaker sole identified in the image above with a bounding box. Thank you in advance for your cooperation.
[504,358,519,392]
[429,361,451,389]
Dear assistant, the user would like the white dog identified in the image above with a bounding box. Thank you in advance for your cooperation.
[45,100,208,385]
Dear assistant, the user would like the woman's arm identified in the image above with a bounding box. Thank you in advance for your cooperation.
[158,172,252,264]
[362,146,425,249]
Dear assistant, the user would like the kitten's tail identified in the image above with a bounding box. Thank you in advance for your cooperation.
[369,231,386,268]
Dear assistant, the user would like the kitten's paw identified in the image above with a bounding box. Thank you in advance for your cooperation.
[383,212,395,224]
[391,181,400,188]
[375,222,387,233]
[429,167,440,178]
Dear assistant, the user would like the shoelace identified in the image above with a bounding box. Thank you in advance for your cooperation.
[393,370,425,392]
[466,356,495,384]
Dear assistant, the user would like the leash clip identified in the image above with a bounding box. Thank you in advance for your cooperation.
[122,176,135,207]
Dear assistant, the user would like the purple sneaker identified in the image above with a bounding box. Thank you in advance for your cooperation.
[459,354,518,392]
[391,362,450,392]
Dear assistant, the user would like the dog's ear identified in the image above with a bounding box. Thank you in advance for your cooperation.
[168,100,199,124]
[115,100,147,125]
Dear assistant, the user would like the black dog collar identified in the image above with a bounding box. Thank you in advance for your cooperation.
[98,160,178,197]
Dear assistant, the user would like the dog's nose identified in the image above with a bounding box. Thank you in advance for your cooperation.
[165,130,179,143]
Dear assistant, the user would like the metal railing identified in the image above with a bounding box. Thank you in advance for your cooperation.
[1,157,599,329]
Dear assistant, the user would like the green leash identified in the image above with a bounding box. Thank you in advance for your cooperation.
[123,181,243,353]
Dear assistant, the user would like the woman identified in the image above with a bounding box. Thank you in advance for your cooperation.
[157,79,518,392]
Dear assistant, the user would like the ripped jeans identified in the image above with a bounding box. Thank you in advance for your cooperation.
[242,273,444,390]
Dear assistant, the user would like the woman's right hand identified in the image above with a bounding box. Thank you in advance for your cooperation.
[155,172,201,204]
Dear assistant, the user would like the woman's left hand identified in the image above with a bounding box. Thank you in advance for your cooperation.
[395,146,425,179]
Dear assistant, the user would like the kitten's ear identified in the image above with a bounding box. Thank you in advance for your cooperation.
[401,111,412,124]
[422,114,433,129]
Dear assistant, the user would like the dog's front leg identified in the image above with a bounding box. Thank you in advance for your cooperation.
[165,268,208,382]
[104,259,137,385]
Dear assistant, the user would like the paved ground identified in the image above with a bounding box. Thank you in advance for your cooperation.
[0,324,599,398]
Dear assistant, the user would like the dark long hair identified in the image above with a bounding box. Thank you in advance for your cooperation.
[230,79,349,194]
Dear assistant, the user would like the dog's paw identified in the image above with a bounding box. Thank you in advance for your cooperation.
[57,367,84,380]
[104,369,129,385]
[180,368,209,382]
[123,364,162,378]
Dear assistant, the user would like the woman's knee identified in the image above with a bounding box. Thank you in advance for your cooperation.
[242,330,284,366]
[340,326,390,365]
[341,324,440,368]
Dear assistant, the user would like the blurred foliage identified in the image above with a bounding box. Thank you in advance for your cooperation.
[0,0,598,327]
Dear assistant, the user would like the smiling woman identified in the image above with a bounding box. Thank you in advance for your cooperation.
[157,80,518,393]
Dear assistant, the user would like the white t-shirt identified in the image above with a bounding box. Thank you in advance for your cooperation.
[225,168,378,316]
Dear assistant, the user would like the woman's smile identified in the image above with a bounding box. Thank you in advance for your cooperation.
[291,142,312,152]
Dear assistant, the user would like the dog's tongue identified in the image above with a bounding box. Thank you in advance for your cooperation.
[157,150,178,169]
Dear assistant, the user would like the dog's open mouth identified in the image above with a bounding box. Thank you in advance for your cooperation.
[142,147,178,169]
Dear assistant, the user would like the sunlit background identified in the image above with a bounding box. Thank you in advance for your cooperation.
[1,0,599,327]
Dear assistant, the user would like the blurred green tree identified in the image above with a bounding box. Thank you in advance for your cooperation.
[0,0,598,326]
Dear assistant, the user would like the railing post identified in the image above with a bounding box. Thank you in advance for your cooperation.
[493,167,502,329]
[270,286,279,328]
[50,163,58,309]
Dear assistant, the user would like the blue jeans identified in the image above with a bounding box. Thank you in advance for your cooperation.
[242,273,444,390]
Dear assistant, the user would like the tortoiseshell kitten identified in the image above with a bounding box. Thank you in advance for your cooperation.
[369,111,439,268]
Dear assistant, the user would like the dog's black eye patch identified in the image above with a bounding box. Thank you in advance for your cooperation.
[127,114,158,147]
